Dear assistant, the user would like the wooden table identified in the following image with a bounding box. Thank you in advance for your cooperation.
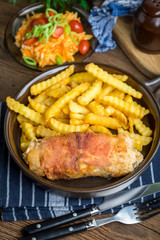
[0,0,160,239]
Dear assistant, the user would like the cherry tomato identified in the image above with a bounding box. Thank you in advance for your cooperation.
[69,20,83,34]
[79,40,89,54]
[31,18,47,28]
[52,26,64,38]
[43,11,55,22]
[23,37,37,46]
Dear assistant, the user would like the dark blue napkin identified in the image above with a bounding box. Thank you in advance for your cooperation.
[0,102,160,221]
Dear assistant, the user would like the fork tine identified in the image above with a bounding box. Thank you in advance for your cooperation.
[134,196,160,221]
[137,209,160,221]
[136,203,160,216]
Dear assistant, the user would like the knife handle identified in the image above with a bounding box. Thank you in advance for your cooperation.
[20,219,96,240]
[24,207,99,235]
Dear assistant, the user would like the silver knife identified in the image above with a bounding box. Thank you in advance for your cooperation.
[24,182,160,235]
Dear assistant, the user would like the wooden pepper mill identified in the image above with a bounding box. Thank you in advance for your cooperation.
[133,0,160,54]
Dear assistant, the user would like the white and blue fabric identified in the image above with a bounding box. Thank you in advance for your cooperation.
[88,0,143,52]
[0,102,160,221]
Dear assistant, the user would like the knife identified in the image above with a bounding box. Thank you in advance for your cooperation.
[24,182,160,235]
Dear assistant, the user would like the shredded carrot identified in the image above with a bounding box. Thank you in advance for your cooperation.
[15,11,92,67]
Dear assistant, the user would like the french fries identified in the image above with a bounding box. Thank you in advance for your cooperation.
[69,101,89,114]
[77,80,102,105]
[6,63,152,153]
[84,113,121,129]
[48,118,89,134]
[85,63,142,99]
[45,82,90,121]
[30,65,74,95]
[6,97,45,125]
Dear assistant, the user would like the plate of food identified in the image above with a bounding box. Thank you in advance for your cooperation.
[4,63,160,197]
[4,3,97,71]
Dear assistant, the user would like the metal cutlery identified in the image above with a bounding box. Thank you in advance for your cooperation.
[20,195,160,240]
[24,182,160,235]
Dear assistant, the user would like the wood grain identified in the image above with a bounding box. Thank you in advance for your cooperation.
[113,16,160,79]
[0,1,160,240]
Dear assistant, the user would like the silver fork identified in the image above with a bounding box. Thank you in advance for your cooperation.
[20,196,160,240]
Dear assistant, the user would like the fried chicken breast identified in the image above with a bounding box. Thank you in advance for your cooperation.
[24,133,143,180]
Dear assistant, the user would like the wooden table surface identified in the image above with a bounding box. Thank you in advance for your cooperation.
[0,0,160,239]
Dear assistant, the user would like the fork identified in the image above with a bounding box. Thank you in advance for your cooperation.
[20,196,160,240]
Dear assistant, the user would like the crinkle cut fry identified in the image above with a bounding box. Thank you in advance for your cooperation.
[85,63,142,99]
[30,65,74,95]
[134,118,152,137]
[47,118,89,134]
[84,113,121,129]
[6,97,45,125]
[45,82,90,121]
[100,96,149,119]
[77,80,102,106]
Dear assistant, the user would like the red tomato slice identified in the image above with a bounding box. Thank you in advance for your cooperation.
[31,18,47,28]
[79,40,90,55]
[69,20,83,34]
[23,37,37,46]
[52,26,64,38]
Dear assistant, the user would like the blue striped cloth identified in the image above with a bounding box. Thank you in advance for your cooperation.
[88,0,143,52]
[0,102,160,221]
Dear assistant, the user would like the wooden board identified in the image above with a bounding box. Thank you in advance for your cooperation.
[113,16,160,78]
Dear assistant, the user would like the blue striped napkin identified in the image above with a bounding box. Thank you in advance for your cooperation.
[88,0,143,52]
[0,102,160,221]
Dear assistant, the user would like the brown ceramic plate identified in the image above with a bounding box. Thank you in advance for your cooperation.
[4,3,97,71]
[4,63,160,197]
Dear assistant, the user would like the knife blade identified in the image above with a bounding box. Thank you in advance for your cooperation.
[24,182,160,235]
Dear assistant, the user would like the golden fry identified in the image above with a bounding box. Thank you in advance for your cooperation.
[45,82,90,121]
[112,74,128,82]
[55,118,70,124]
[108,89,125,99]
[48,118,89,134]
[70,112,85,120]
[17,114,38,126]
[62,105,70,115]
[84,113,121,129]
[69,100,89,114]
[112,109,128,125]
[6,97,45,125]
[36,125,60,137]
[20,123,37,141]
[43,97,56,106]
[89,125,112,134]
[78,80,102,106]
[128,117,134,133]
[87,101,105,115]
[46,77,70,90]
[70,72,96,83]
[47,86,71,98]
[85,63,142,99]
[20,134,30,152]
[28,96,48,114]
[100,96,149,119]
[97,84,114,99]
[118,128,152,146]
[104,106,115,116]
[134,118,152,137]
[30,65,74,95]
[70,119,84,125]
[34,91,48,103]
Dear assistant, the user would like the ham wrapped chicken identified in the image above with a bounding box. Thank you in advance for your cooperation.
[24,132,143,180]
